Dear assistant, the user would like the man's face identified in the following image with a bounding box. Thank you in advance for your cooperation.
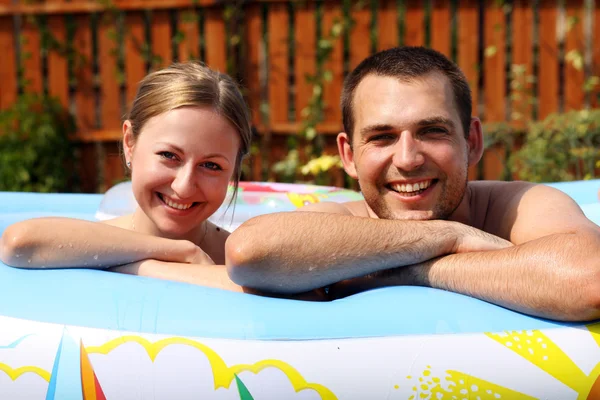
[337,72,482,221]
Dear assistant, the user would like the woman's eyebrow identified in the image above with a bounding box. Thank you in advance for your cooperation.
[155,142,185,154]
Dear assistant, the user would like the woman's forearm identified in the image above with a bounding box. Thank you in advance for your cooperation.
[0,217,196,268]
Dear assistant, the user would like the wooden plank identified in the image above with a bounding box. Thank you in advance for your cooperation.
[21,16,43,93]
[404,0,425,46]
[177,8,200,61]
[294,1,316,122]
[243,2,263,128]
[98,12,122,129]
[124,12,146,109]
[349,1,371,70]
[204,7,226,72]
[377,0,398,51]
[73,14,97,192]
[0,0,308,16]
[47,15,69,106]
[538,0,559,118]
[564,0,585,111]
[0,14,17,109]
[483,0,506,122]
[102,141,125,192]
[321,1,343,128]
[267,2,289,126]
[73,15,95,135]
[73,121,342,143]
[457,0,479,113]
[457,0,480,179]
[430,0,451,57]
[151,9,172,69]
[511,0,534,124]
[594,0,600,108]
[482,0,506,180]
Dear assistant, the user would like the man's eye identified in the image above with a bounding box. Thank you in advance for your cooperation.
[423,127,448,135]
[370,134,394,141]
[203,162,222,171]
[159,151,177,160]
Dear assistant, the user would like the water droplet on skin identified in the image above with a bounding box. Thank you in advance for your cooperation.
[58,244,63,249]
[27,259,31,263]
[15,254,20,258]
[68,243,73,248]
[93,255,98,260]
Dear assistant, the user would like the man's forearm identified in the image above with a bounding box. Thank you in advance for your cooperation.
[227,212,474,293]
[376,231,600,321]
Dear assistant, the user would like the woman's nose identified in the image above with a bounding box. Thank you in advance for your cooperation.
[171,166,197,198]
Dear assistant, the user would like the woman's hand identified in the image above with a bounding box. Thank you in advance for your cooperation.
[182,242,215,265]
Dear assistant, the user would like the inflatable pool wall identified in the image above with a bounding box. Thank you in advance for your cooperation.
[1,180,600,399]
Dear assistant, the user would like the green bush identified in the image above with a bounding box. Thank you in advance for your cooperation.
[510,109,600,182]
[0,94,78,192]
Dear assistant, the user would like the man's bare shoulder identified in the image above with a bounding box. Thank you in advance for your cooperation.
[297,200,370,217]
[469,180,595,242]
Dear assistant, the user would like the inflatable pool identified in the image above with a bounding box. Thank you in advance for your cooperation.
[1,181,600,399]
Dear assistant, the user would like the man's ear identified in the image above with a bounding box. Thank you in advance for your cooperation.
[337,132,358,179]
[122,121,135,165]
[466,117,484,167]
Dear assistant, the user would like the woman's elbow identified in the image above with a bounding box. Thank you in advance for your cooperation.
[0,223,33,267]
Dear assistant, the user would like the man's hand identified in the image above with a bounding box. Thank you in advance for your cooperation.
[451,223,513,253]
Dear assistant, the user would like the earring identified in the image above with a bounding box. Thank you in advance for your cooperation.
[126,161,131,169]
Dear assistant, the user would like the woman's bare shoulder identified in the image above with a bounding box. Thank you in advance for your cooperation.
[203,220,230,264]
[101,214,134,230]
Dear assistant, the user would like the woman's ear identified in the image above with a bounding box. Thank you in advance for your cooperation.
[122,121,135,166]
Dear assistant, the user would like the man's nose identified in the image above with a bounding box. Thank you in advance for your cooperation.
[392,133,425,171]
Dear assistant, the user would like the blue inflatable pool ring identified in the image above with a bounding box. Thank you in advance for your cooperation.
[0,180,599,399]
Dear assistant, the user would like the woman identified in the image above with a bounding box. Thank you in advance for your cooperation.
[0,61,253,292]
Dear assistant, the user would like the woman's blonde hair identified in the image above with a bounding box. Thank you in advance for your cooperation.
[126,61,252,198]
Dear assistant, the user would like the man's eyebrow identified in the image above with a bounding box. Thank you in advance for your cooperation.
[360,124,396,136]
[416,117,456,129]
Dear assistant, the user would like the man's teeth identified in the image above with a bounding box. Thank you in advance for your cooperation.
[392,180,432,193]
[162,196,193,210]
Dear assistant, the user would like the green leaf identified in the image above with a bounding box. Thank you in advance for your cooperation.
[234,374,254,400]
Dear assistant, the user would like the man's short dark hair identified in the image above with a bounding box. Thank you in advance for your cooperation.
[341,46,472,140]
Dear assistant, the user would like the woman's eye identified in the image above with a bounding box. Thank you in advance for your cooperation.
[159,151,177,160]
[202,162,222,171]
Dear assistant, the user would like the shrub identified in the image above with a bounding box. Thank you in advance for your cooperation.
[0,94,78,192]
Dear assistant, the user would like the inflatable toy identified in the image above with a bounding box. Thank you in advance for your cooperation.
[96,181,364,230]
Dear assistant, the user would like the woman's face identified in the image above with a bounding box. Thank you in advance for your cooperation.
[123,106,240,241]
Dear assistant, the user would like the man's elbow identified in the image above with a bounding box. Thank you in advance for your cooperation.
[0,224,32,267]
[225,224,273,288]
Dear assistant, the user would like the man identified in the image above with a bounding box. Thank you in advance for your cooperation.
[225,46,600,321]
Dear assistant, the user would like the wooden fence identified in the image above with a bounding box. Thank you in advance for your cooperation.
[0,0,599,192]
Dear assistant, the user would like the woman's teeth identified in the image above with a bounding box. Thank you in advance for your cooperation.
[160,194,193,210]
